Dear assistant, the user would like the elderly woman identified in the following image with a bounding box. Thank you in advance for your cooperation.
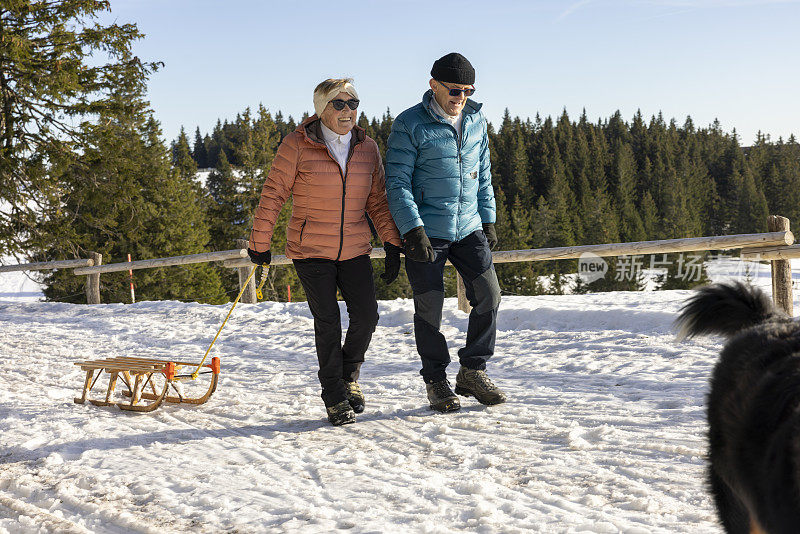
[247,78,403,426]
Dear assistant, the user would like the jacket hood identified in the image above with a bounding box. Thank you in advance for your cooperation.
[298,114,366,146]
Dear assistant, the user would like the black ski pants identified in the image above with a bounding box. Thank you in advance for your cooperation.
[293,254,379,407]
[405,229,501,384]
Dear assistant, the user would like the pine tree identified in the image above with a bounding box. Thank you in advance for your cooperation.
[733,168,768,233]
[206,150,240,248]
[581,183,620,246]
[508,129,530,206]
[531,196,556,248]
[31,103,224,303]
[172,127,197,179]
[540,156,576,248]
[570,126,592,209]
[275,111,293,139]
[612,141,645,242]
[193,127,208,168]
[639,191,658,239]
[488,109,512,199]
[357,112,372,134]
[586,125,611,193]
[0,0,160,255]
[206,120,224,168]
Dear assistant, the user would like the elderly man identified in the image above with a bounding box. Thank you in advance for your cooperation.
[385,53,505,413]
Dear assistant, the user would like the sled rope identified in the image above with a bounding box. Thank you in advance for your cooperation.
[188,264,258,380]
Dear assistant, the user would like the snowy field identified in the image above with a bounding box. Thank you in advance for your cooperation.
[1,259,798,533]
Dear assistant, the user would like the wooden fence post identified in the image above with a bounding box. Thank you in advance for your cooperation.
[236,239,258,304]
[768,215,793,316]
[456,273,471,313]
[85,252,102,304]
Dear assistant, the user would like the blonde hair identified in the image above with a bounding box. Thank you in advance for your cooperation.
[313,78,359,116]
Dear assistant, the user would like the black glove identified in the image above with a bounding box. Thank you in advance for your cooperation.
[403,226,435,263]
[380,243,402,284]
[482,223,498,251]
[247,248,271,266]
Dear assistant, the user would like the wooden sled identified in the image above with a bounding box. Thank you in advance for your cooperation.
[74,356,220,412]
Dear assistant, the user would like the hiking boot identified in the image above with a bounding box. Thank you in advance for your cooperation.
[345,380,365,414]
[326,400,356,426]
[455,367,507,405]
[426,380,461,413]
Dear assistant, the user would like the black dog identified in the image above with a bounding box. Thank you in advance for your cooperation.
[676,281,800,534]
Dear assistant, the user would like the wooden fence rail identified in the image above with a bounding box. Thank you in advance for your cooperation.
[0,258,94,273]
[489,231,793,263]
[218,226,796,314]
[0,217,795,314]
[222,230,794,269]
[72,249,247,275]
[741,245,800,260]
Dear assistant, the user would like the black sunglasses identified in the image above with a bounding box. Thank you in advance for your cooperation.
[436,80,475,97]
[330,98,360,111]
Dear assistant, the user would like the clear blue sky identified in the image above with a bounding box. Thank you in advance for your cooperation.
[101,0,799,146]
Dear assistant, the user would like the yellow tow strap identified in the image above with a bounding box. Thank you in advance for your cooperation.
[187,264,259,380]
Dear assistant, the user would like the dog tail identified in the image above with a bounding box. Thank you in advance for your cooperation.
[675,281,785,340]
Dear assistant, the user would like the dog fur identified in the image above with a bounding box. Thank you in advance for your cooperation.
[676,281,800,534]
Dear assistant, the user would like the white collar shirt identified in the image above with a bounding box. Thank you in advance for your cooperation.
[320,122,352,174]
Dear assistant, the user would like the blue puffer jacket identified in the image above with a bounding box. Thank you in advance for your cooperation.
[385,90,495,241]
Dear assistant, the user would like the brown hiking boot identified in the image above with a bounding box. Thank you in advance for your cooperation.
[426,380,461,413]
[326,400,356,426]
[345,381,365,414]
[454,367,507,405]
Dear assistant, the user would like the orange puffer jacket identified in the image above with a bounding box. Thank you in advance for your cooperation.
[249,116,401,261]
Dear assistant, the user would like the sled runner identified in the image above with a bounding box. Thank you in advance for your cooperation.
[74,356,221,412]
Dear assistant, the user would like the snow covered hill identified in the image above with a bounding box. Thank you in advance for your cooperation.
[1,259,797,533]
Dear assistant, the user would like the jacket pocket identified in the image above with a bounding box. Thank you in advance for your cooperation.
[299,219,307,242]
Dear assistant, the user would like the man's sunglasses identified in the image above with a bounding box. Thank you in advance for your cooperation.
[330,98,360,111]
[436,80,475,97]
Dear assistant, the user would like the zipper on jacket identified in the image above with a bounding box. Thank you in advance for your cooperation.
[436,118,467,241]
[335,139,362,261]
[317,144,348,261]
[337,165,347,261]
[456,117,466,241]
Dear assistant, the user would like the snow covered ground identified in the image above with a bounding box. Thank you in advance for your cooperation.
[0,269,41,302]
[1,258,798,533]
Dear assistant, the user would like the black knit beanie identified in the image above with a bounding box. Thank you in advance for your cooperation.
[430,53,475,85]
